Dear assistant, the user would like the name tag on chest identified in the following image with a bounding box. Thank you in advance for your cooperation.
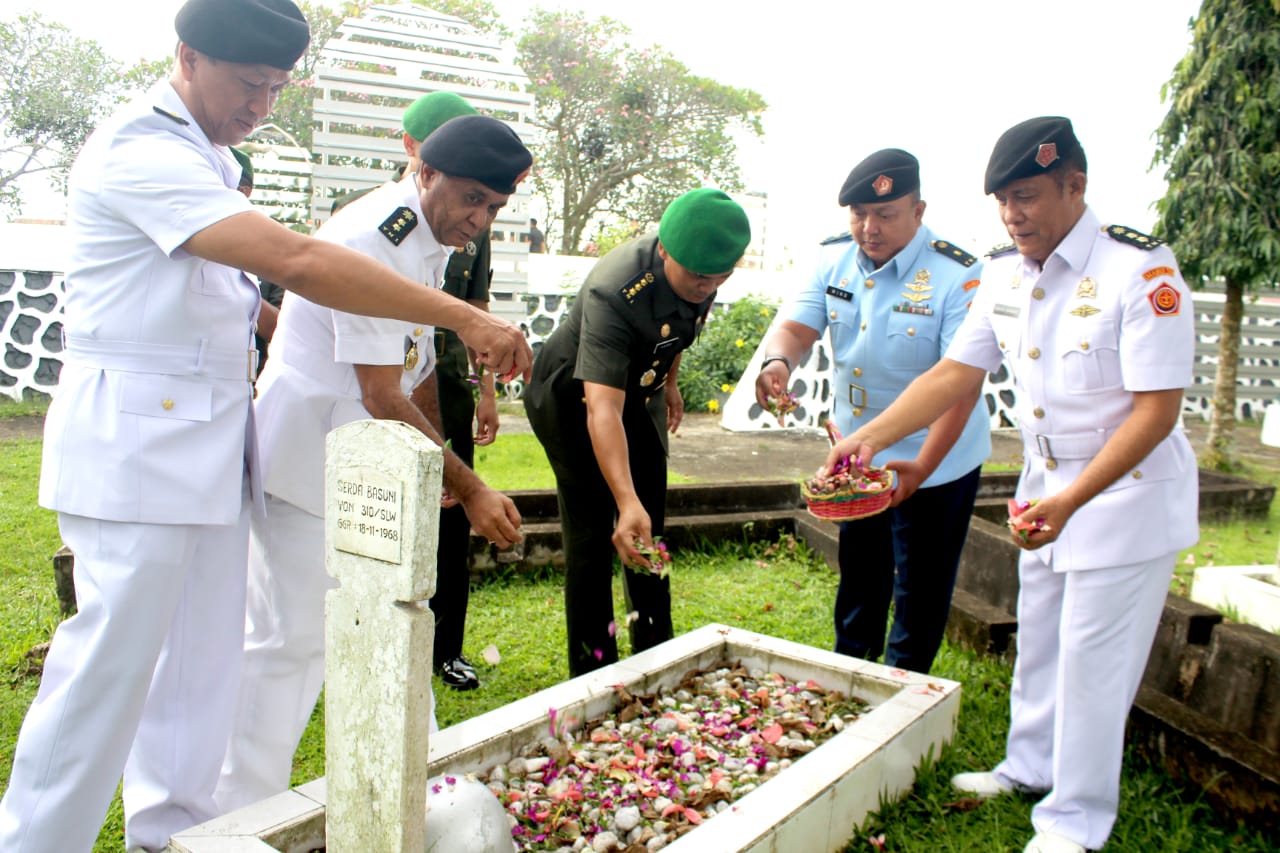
[994,303,1021,318]
[653,337,681,356]
[826,286,853,302]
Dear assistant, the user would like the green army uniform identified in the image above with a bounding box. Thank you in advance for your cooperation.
[431,230,491,667]
[523,232,713,676]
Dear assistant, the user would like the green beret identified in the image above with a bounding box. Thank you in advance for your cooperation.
[419,115,533,195]
[403,92,477,142]
[839,148,919,206]
[230,147,253,190]
[984,116,1087,194]
[658,188,751,275]
[176,0,310,71]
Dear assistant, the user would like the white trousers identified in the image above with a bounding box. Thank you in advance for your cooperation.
[215,495,438,813]
[0,499,250,853]
[994,551,1174,850]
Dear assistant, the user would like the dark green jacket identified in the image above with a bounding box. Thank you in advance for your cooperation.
[524,232,712,459]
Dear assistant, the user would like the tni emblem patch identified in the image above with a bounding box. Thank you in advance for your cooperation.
[1148,283,1180,316]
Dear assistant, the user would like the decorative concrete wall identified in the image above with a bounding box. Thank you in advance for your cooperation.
[0,270,64,398]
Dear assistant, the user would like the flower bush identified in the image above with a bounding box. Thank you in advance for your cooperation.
[677,296,779,413]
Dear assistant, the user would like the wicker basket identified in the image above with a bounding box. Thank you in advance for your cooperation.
[800,468,894,521]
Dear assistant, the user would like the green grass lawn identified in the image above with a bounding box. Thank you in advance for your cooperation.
[2,412,1278,851]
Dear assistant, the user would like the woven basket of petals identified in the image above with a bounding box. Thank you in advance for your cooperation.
[800,464,893,521]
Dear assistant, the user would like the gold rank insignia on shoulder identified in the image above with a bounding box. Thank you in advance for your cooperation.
[152,106,189,126]
[621,271,655,304]
[404,340,419,371]
[1103,224,1163,250]
[379,207,418,246]
[1069,304,1101,318]
[1075,277,1097,299]
[930,240,978,267]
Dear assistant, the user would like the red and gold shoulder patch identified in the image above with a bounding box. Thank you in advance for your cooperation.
[1142,266,1174,281]
[1148,282,1181,316]
[962,279,980,292]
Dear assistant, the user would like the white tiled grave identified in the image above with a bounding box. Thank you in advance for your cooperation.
[1191,565,1280,633]
[170,623,960,853]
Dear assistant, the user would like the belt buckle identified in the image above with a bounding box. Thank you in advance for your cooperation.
[248,349,259,382]
[1035,434,1058,470]
[848,383,867,409]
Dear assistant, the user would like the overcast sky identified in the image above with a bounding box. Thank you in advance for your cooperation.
[18,0,1204,266]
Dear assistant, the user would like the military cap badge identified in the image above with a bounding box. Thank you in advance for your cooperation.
[872,175,893,197]
[1035,143,1059,168]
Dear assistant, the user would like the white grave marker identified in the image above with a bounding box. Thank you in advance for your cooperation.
[324,419,442,852]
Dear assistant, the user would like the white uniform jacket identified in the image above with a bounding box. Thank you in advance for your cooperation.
[254,175,449,517]
[39,81,259,526]
[946,208,1199,570]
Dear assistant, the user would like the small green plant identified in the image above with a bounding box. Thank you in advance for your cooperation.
[677,295,778,413]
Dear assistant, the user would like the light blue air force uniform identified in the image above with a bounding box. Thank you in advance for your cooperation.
[783,225,991,484]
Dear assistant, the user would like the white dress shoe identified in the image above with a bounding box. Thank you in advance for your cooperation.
[1024,831,1087,853]
[951,770,1014,798]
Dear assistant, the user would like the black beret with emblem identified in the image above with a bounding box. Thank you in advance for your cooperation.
[984,116,1087,194]
[419,115,533,195]
[839,148,920,206]
[176,0,310,71]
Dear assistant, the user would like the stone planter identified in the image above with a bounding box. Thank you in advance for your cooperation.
[170,624,959,853]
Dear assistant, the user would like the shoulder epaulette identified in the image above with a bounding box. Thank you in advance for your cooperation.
[378,206,418,246]
[820,231,853,246]
[621,270,655,305]
[1103,224,1164,250]
[152,106,189,126]
[986,242,1017,258]
[930,239,978,267]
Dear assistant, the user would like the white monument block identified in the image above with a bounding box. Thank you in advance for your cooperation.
[324,419,442,852]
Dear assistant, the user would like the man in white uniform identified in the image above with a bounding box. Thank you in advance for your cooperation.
[824,116,1198,853]
[0,1,531,850]
[215,113,529,811]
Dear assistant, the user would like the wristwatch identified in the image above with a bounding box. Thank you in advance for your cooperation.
[760,355,791,372]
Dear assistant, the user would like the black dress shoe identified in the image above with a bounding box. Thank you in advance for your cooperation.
[439,656,480,690]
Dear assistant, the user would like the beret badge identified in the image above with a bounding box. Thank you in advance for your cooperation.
[1035,143,1059,168]
[872,175,894,197]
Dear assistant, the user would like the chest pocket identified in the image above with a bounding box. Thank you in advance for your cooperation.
[1061,320,1122,394]
[884,311,939,371]
[826,300,859,356]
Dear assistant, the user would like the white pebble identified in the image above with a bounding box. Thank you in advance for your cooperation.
[653,797,673,814]
[647,837,667,851]
[652,718,678,735]
[615,805,642,832]
[592,830,620,851]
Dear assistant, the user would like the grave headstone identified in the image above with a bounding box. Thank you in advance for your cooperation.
[324,419,442,852]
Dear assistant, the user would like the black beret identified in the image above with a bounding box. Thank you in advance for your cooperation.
[839,148,920,206]
[984,116,1086,194]
[419,115,533,195]
[176,0,310,71]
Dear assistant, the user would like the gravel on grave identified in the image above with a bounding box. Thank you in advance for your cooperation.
[473,661,870,853]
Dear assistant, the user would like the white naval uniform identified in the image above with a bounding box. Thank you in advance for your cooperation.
[215,175,446,811]
[0,82,260,853]
[946,207,1199,849]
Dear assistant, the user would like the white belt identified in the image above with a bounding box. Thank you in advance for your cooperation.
[65,336,257,381]
[1022,427,1115,462]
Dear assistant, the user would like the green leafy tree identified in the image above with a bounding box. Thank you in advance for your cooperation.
[517,9,766,255]
[0,12,166,214]
[1152,0,1280,471]
[677,296,778,413]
